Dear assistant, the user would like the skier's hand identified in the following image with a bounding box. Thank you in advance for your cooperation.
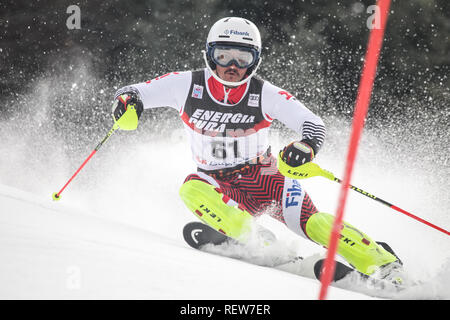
[112,92,143,122]
[280,140,316,167]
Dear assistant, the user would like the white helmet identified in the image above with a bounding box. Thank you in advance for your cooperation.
[203,17,262,87]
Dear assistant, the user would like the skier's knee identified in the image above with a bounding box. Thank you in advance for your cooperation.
[179,179,253,240]
[299,192,319,238]
[281,182,318,239]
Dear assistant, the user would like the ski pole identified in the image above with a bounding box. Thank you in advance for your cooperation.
[321,163,449,236]
[324,170,449,236]
[52,123,119,201]
[278,158,450,236]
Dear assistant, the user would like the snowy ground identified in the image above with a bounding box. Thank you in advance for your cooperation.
[0,70,449,299]
[0,183,373,300]
[0,124,449,300]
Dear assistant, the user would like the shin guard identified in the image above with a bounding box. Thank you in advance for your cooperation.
[179,179,253,241]
[305,212,398,275]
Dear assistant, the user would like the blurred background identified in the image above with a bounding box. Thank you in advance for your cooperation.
[1,0,449,126]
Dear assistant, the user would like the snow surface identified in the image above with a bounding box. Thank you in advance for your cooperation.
[0,132,449,300]
[0,183,374,300]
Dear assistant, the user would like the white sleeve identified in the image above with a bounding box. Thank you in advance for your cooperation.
[115,71,192,112]
[261,81,326,151]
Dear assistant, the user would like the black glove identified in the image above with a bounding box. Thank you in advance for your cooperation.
[281,140,317,167]
[112,92,143,122]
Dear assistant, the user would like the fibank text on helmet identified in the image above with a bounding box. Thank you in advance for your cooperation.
[224,29,250,36]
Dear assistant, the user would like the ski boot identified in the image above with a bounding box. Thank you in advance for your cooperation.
[373,242,404,286]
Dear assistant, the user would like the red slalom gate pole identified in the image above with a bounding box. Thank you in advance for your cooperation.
[318,0,391,300]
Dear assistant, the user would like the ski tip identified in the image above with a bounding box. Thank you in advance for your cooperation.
[52,192,61,201]
[313,259,324,281]
[313,259,355,282]
[183,221,230,249]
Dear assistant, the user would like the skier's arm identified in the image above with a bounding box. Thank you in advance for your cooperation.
[112,71,192,128]
[261,82,326,166]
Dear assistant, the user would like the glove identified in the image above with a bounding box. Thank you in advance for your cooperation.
[280,140,316,167]
[111,92,144,130]
[112,92,143,122]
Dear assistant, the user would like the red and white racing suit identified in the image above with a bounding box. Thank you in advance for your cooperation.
[116,68,326,239]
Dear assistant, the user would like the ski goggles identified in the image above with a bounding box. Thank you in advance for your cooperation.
[211,45,258,69]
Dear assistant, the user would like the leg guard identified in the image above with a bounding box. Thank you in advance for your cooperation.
[305,212,398,275]
[179,179,253,241]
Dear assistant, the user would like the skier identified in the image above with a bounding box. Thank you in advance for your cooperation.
[112,17,403,284]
